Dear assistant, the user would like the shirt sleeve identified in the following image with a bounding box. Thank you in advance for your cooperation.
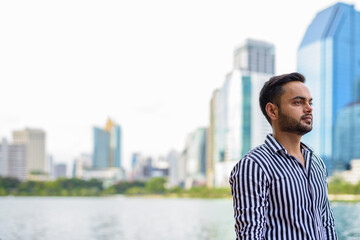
[322,180,338,239]
[229,158,269,240]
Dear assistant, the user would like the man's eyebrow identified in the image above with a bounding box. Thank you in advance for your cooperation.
[291,96,313,101]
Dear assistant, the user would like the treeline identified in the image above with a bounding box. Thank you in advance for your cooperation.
[1,176,358,198]
[0,177,165,197]
[0,177,104,196]
[328,177,360,195]
[0,177,230,198]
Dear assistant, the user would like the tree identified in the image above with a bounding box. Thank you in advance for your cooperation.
[145,177,166,194]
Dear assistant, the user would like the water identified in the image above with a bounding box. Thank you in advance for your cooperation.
[0,196,359,240]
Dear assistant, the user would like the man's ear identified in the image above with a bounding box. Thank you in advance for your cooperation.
[265,102,278,121]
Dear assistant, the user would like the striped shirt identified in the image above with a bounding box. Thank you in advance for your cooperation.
[229,134,337,240]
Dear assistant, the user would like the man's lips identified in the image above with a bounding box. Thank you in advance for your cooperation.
[302,115,313,121]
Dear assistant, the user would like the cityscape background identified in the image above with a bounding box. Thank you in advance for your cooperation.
[1,0,360,187]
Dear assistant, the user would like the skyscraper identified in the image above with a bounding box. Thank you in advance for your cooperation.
[13,128,47,179]
[297,2,360,173]
[184,127,207,188]
[233,38,275,74]
[0,138,26,181]
[333,102,360,170]
[206,39,274,187]
[93,118,122,169]
[54,163,67,179]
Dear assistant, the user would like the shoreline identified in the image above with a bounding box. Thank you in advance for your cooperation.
[329,194,360,202]
[2,194,360,202]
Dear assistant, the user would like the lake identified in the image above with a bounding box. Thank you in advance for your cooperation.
[0,196,359,240]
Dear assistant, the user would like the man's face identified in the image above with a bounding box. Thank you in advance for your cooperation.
[276,81,313,135]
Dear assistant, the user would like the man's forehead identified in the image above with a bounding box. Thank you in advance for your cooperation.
[282,81,312,98]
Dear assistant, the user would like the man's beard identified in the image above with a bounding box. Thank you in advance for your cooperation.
[278,109,313,135]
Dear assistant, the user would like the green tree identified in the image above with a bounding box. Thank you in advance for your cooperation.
[145,177,166,194]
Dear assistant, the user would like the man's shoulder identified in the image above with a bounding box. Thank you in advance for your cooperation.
[232,144,274,171]
[229,144,273,183]
[243,144,273,162]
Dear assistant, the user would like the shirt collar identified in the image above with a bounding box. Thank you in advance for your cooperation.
[264,134,313,155]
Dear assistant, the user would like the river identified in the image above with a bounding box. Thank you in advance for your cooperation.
[0,196,359,240]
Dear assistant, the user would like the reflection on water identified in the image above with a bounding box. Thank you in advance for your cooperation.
[332,202,360,240]
[0,197,358,240]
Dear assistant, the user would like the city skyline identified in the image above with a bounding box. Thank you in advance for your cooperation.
[1,0,356,170]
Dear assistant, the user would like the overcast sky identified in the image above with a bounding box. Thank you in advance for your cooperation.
[0,0,356,170]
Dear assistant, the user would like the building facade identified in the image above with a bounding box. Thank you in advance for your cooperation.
[0,138,26,181]
[183,127,207,188]
[93,118,122,169]
[206,39,274,187]
[297,2,360,173]
[13,128,47,179]
[333,102,360,170]
[54,163,67,179]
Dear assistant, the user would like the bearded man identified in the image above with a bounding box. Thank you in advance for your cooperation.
[229,72,338,240]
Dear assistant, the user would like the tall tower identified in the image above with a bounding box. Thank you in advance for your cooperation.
[0,138,26,181]
[297,2,360,173]
[228,39,274,159]
[93,118,122,169]
[233,38,275,74]
[333,102,360,170]
[13,128,46,179]
[207,39,274,187]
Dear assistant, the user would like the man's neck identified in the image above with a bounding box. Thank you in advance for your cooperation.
[273,131,302,156]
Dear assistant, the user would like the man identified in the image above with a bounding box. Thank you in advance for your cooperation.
[229,73,337,239]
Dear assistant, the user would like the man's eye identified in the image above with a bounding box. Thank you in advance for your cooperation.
[294,101,301,105]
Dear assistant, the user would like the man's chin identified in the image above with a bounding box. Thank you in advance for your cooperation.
[298,126,312,135]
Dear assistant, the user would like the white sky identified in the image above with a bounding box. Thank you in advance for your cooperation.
[0,0,357,171]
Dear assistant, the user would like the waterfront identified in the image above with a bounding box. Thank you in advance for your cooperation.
[0,196,359,240]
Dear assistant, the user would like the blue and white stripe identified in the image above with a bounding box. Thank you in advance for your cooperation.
[229,134,337,240]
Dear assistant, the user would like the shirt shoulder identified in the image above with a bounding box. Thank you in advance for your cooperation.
[230,144,274,182]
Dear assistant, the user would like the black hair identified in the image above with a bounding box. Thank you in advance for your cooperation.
[259,72,305,124]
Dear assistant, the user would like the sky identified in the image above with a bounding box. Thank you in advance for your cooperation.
[0,0,357,171]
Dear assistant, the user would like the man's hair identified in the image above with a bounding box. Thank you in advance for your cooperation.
[259,72,305,124]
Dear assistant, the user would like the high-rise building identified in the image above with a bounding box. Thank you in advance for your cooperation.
[333,102,360,170]
[297,2,360,173]
[93,118,122,169]
[73,153,92,178]
[0,138,26,181]
[0,139,9,178]
[184,127,207,188]
[54,163,67,179]
[13,128,47,179]
[166,150,180,188]
[233,38,275,74]
[206,39,274,187]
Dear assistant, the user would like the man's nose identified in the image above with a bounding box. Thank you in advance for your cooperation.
[305,102,313,112]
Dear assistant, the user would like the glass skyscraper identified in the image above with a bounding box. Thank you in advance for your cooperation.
[93,119,122,169]
[333,102,360,170]
[297,2,360,173]
[207,39,274,187]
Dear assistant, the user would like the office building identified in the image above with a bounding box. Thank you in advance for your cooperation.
[54,163,67,179]
[233,38,275,74]
[0,138,26,181]
[73,153,92,178]
[333,102,360,170]
[166,150,180,188]
[183,127,207,188]
[297,2,360,173]
[206,39,274,187]
[13,128,47,179]
[93,118,122,169]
